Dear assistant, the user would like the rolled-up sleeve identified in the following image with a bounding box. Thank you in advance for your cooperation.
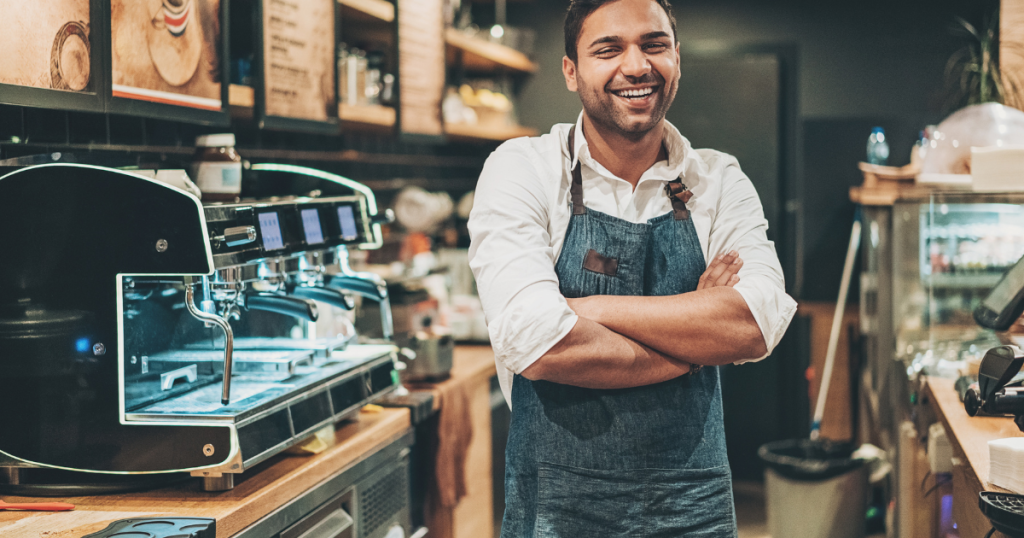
[707,155,797,362]
[468,142,578,374]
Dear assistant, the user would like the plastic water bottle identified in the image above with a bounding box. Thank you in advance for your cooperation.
[910,130,929,167]
[866,127,890,165]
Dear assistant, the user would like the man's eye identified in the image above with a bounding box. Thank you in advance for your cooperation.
[644,43,668,52]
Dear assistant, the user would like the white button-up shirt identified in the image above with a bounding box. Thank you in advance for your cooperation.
[469,114,798,406]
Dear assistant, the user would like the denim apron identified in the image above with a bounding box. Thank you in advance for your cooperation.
[501,131,738,538]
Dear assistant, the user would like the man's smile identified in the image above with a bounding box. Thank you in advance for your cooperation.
[606,84,663,111]
[610,85,659,106]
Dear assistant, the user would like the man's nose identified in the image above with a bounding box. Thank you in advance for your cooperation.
[620,45,651,78]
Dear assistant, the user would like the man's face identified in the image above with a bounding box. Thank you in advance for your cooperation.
[564,0,680,139]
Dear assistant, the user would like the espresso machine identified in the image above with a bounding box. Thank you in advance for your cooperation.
[0,163,399,492]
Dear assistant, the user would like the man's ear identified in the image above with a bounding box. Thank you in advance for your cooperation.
[563,56,578,92]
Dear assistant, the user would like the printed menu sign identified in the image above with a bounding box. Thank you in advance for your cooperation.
[0,0,92,92]
[262,0,336,122]
[110,0,223,110]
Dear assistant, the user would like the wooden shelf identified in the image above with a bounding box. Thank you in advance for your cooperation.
[338,0,395,22]
[445,122,537,142]
[221,85,536,143]
[339,103,396,128]
[445,28,538,74]
[229,84,255,108]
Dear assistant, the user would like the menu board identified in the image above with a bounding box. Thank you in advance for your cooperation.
[258,0,337,131]
[398,0,445,137]
[109,0,224,113]
[0,0,91,91]
[0,0,104,111]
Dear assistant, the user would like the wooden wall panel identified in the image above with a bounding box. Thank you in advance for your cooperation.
[398,0,445,136]
[1002,0,1024,109]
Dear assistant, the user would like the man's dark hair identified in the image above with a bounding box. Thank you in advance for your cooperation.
[564,0,677,64]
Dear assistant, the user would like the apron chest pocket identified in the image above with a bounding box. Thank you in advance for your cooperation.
[582,249,619,276]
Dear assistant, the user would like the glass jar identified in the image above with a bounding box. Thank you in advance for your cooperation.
[190,133,242,203]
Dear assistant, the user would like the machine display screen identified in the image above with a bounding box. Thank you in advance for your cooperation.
[984,255,1024,311]
[338,206,359,241]
[258,212,285,250]
[301,208,324,245]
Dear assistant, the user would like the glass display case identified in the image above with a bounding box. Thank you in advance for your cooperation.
[893,194,1024,378]
[856,189,1024,538]
[859,190,1024,448]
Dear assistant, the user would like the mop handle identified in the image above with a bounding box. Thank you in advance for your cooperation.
[811,211,862,440]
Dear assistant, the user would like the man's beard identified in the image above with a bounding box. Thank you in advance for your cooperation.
[577,71,677,142]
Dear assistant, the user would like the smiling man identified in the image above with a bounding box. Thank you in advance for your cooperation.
[468,0,797,536]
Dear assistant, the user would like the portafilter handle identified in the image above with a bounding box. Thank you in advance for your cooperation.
[184,276,235,405]
[244,292,319,322]
[326,275,385,300]
[290,285,355,311]
[326,275,393,340]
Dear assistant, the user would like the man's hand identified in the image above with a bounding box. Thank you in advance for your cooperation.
[697,250,742,290]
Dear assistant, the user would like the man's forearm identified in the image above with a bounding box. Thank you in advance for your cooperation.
[572,287,767,365]
[520,316,691,388]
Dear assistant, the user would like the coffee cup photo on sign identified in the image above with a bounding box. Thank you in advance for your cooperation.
[111,0,222,111]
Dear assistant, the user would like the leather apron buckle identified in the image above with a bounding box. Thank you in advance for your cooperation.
[665,181,692,220]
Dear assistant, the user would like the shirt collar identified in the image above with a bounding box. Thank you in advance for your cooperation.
[569,111,704,189]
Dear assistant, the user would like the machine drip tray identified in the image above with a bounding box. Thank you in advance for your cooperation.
[129,345,395,420]
[125,345,400,469]
[185,335,355,363]
[148,349,318,380]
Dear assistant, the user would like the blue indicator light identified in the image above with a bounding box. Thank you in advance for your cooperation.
[76,338,90,353]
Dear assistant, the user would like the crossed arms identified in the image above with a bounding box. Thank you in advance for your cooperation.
[520,251,767,389]
[467,143,796,392]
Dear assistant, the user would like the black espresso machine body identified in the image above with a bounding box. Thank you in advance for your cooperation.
[0,164,230,473]
[0,163,398,489]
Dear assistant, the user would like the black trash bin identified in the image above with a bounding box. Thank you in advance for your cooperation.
[758,439,868,538]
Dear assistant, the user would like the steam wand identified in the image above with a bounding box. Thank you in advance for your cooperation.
[184,276,235,405]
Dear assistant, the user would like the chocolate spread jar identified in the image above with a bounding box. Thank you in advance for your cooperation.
[191,133,242,202]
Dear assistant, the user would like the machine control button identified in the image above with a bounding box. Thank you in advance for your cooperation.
[217,226,257,247]
[371,208,396,226]
[155,239,169,252]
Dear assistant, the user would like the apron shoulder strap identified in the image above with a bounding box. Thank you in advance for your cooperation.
[567,128,586,216]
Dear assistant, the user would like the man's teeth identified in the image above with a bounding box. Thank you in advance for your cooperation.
[615,88,654,98]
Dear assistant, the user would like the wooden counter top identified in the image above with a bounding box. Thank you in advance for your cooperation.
[850,184,1024,206]
[0,408,411,538]
[449,345,497,384]
[409,345,497,411]
[925,377,1024,493]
